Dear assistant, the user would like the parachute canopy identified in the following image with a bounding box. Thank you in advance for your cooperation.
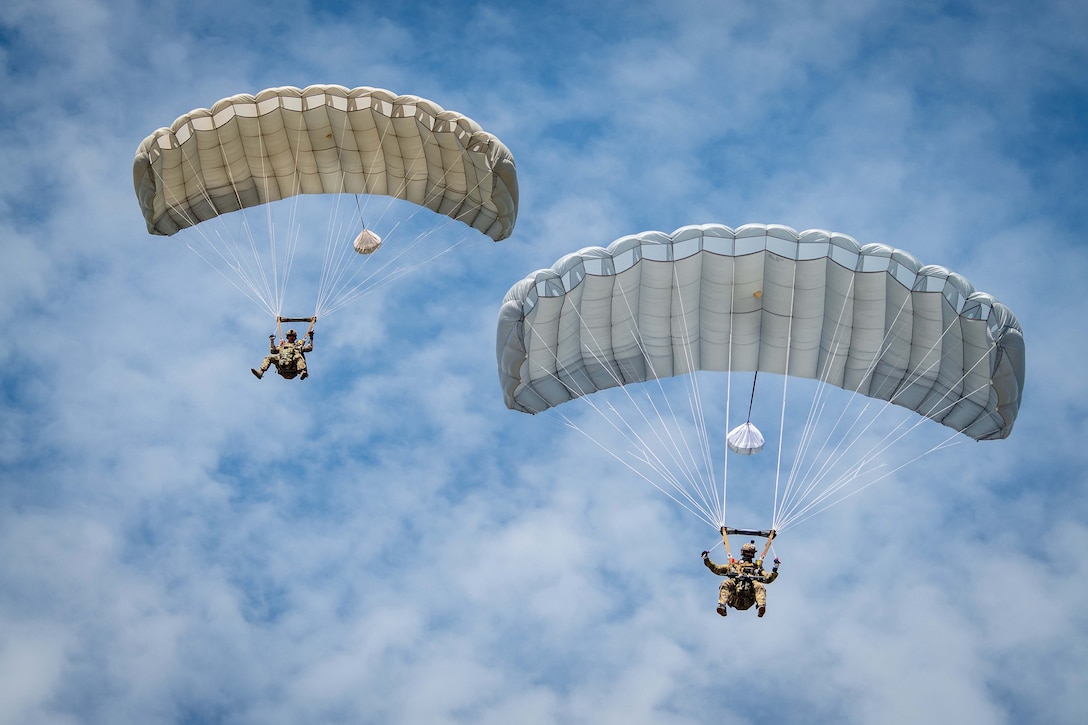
[497,223,1024,442]
[133,85,519,320]
[133,84,519,242]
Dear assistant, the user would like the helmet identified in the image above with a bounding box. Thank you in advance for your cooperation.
[740,542,757,558]
[286,329,297,337]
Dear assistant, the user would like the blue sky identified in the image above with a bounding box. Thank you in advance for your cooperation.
[2,1,1087,723]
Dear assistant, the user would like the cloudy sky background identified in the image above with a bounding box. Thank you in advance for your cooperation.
[2,1,1087,723]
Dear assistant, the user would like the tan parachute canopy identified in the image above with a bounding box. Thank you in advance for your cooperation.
[133,84,519,242]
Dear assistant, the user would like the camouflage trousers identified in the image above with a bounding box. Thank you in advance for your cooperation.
[719,578,767,611]
[257,354,307,380]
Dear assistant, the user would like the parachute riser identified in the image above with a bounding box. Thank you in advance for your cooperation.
[720,527,777,563]
[275,316,317,344]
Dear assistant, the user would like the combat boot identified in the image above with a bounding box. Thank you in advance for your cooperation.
[251,368,263,379]
[716,604,727,617]
[757,605,766,617]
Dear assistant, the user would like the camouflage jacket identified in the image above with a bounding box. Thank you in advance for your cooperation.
[275,339,312,367]
[703,556,778,584]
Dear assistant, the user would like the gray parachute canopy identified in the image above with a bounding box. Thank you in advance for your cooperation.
[497,223,1024,441]
[133,85,519,242]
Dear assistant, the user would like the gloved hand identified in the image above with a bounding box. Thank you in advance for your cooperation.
[308,330,314,337]
[701,550,709,559]
[773,557,780,571]
[269,334,275,340]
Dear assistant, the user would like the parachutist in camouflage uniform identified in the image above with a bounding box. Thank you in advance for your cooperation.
[251,329,313,380]
[702,539,779,618]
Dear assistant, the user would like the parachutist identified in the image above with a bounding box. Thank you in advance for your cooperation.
[703,541,779,618]
[251,328,313,381]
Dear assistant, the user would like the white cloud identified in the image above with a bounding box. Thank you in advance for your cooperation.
[1,0,1085,723]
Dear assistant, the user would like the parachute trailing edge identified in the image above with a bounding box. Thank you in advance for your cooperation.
[497,224,1024,442]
